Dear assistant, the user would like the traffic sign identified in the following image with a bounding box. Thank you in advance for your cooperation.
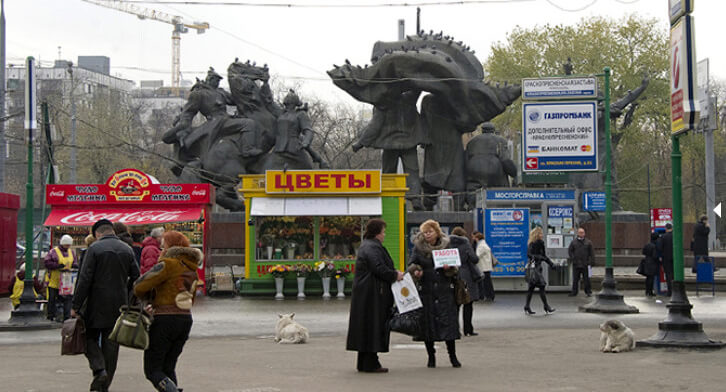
[715,202,722,218]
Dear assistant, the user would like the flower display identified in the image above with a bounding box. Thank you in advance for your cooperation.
[314,261,336,278]
[334,266,351,280]
[292,263,312,278]
[269,264,289,279]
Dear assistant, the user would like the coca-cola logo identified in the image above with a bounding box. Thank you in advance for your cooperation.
[191,189,206,196]
[59,210,186,225]
[49,191,64,197]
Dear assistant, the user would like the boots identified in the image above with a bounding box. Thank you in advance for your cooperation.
[446,340,461,368]
[524,291,535,314]
[157,377,179,392]
[425,341,436,368]
[541,292,555,314]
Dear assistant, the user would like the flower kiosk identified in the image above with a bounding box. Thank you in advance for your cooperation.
[238,170,407,296]
[43,169,213,290]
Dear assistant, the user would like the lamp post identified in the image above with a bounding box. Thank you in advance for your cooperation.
[2,57,55,330]
[67,63,76,183]
[579,67,638,313]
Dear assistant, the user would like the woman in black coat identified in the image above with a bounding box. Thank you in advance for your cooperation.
[408,219,462,368]
[450,227,483,336]
[642,232,660,297]
[346,218,403,373]
[524,226,556,315]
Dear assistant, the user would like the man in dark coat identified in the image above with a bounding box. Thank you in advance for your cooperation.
[346,218,403,373]
[657,223,674,296]
[568,227,594,297]
[71,219,140,392]
[691,215,710,272]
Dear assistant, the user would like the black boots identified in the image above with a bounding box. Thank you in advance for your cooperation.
[425,341,436,368]
[157,377,179,392]
[524,307,535,315]
[544,306,556,314]
[446,340,461,368]
[90,370,108,392]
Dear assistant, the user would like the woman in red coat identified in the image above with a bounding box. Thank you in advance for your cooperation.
[140,227,165,275]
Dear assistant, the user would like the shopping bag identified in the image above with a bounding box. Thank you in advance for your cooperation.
[389,307,424,337]
[108,305,152,350]
[636,259,647,276]
[61,318,86,355]
[58,270,77,296]
[390,273,422,314]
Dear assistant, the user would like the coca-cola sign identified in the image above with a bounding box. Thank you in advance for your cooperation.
[49,191,65,197]
[58,210,195,225]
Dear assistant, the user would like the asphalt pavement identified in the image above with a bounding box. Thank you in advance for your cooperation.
[2,290,726,391]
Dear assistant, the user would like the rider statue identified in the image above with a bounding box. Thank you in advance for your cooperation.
[162,67,262,180]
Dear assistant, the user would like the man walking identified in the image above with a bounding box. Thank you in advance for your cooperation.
[71,219,140,392]
[44,234,77,321]
[657,223,674,297]
[568,227,594,297]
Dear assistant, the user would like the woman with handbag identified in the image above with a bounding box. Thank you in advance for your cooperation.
[472,231,496,302]
[408,219,462,368]
[450,227,483,337]
[133,231,202,392]
[346,218,404,373]
[641,232,660,297]
[524,226,556,315]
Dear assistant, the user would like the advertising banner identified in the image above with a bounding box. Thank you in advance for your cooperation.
[670,15,699,134]
[485,208,529,277]
[265,170,382,194]
[582,191,606,212]
[522,101,598,172]
[650,208,673,232]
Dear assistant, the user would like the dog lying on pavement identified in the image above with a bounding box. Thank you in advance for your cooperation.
[599,319,635,353]
[275,313,309,344]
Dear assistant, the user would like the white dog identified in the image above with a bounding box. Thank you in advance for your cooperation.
[599,320,635,353]
[275,313,309,344]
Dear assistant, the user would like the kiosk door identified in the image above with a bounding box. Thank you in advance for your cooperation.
[543,204,575,289]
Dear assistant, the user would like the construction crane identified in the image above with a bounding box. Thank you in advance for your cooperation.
[82,0,209,93]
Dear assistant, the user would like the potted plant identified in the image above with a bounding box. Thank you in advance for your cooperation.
[292,263,312,299]
[269,264,289,300]
[334,266,351,299]
[314,261,336,299]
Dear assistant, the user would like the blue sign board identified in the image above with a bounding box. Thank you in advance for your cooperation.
[548,205,573,218]
[486,189,575,201]
[582,192,606,212]
[485,208,530,277]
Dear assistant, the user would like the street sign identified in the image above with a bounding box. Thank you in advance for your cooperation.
[670,15,699,135]
[521,76,597,100]
[714,203,722,218]
[582,191,606,212]
[669,0,694,25]
[522,101,597,172]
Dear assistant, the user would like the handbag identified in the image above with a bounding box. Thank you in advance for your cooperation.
[525,257,546,287]
[636,258,647,276]
[61,317,86,355]
[108,304,153,350]
[389,307,424,337]
[454,277,471,305]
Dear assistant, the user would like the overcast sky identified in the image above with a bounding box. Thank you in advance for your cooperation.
[6,0,724,105]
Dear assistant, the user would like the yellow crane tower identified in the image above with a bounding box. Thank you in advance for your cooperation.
[82,0,209,93]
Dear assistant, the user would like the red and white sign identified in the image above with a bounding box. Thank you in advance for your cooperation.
[45,207,204,226]
[650,208,673,231]
[525,158,538,169]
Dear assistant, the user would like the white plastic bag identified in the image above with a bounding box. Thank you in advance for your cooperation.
[390,273,423,314]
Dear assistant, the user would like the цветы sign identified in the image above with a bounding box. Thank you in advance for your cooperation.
[265,170,382,194]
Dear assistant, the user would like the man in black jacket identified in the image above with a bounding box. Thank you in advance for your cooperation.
[691,215,710,273]
[71,219,140,392]
[568,227,594,297]
[657,223,674,297]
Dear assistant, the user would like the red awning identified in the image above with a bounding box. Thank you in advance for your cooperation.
[44,206,204,226]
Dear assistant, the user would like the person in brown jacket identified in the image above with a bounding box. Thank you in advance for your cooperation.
[133,231,202,392]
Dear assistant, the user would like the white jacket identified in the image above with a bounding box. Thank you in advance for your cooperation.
[476,239,495,273]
